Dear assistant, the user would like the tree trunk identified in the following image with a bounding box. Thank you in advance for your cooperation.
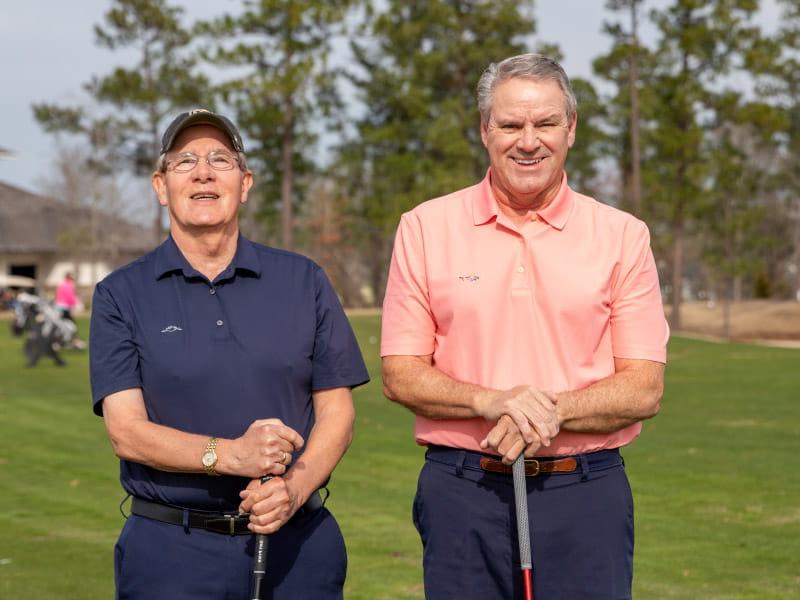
[721,278,731,340]
[629,0,642,216]
[794,198,800,301]
[281,104,295,250]
[144,42,162,247]
[670,213,684,331]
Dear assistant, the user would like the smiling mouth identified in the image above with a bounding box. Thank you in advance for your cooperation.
[190,192,219,200]
[512,157,545,166]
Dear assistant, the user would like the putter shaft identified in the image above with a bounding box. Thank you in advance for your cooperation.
[512,455,534,600]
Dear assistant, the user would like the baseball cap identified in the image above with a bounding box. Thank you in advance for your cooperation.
[160,109,245,154]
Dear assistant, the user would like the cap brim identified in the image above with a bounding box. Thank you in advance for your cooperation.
[161,112,244,154]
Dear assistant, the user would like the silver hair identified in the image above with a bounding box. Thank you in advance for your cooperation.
[476,53,577,125]
[156,151,249,174]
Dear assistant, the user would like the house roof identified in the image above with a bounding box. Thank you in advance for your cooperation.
[0,180,154,254]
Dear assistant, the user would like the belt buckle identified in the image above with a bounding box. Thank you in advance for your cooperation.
[206,514,241,535]
[524,458,540,476]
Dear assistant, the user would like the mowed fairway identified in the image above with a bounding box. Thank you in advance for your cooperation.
[0,314,798,598]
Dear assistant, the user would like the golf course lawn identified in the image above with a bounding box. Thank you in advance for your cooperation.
[0,314,798,598]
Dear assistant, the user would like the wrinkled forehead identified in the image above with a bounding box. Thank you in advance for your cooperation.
[169,124,237,154]
[489,77,571,122]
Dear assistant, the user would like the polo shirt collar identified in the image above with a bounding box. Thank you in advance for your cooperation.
[472,169,499,225]
[153,234,262,280]
[535,173,573,230]
[472,168,574,231]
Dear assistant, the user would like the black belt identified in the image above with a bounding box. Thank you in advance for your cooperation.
[425,445,622,477]
[130,490,325,536]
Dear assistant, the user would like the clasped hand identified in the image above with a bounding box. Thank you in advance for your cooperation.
[230,418,304,478]
[239,476,299,534]
[478,385,560,464]
[232,418,305,533]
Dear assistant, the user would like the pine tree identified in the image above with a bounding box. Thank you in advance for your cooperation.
[337,0,540,302]
[32,0,209,245]
[645,0,763,330]
[198,0,352,250]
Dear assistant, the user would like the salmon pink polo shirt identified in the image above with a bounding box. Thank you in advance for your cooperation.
[381,170,669,456]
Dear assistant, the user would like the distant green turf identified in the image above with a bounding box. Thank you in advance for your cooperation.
[0,316,798,598]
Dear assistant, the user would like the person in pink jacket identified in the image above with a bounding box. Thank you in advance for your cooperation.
[55,272,78,321]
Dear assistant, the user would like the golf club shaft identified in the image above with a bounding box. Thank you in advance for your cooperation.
[512,454,534,600]
[250,475,272,600]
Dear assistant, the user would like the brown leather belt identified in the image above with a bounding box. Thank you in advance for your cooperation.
[426,445,622,478]
[479,456,578,476]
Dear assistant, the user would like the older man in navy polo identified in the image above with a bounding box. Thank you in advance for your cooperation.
[90,109,369,599]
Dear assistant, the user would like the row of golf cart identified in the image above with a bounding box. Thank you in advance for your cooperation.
[2,274,84,367]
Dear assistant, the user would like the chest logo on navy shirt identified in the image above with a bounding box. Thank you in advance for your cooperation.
[458,274,480,282]
[160,325,184,333]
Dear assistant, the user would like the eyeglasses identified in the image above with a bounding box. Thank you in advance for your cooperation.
[165,150,241,173]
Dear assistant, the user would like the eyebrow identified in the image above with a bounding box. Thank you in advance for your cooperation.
[493,112,564,126]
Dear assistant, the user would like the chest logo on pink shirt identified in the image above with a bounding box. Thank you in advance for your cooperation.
[458,274,480,282]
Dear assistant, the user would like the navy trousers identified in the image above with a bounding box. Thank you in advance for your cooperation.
[114,506,346,599]
[414,447,634,600]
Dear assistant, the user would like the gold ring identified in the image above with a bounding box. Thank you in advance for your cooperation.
[281,451,287,464]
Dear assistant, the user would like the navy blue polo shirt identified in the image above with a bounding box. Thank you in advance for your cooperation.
[89,235,369,511]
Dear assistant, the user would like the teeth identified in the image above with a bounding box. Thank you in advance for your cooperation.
[515,158,543,165]
[191,193,218,199]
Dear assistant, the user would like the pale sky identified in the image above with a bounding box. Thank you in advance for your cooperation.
[0,0,781,195]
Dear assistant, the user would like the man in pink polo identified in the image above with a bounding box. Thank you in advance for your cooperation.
[381,54,669,599]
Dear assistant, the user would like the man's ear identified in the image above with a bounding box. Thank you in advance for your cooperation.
[152,171,168,207]
[240,171,254,204]
[568,113,577,148]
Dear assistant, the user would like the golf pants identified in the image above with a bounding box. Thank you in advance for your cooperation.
[114,505,346,599]
[414,446,634,599]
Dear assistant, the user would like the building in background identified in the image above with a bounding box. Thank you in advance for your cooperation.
[0,181,152,305]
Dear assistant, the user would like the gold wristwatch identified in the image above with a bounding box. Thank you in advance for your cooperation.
[202,437,219,476]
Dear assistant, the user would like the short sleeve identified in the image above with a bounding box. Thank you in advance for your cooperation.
[89,281,142,415]
[609,221,670,363]
[310,267,370,391]
[380,212,436,357]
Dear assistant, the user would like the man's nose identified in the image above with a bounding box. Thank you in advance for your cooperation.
[517,124,541,152]
[193,157,216,181]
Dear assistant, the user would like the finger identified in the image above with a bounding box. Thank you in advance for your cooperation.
[254,420,301,441]
[529,420,552,447]
[265,461,288,476]
[263,425,304,450]
[496,431,520,457]
[523,437,542,457]
[249,515,288,535]
[502,438,526,465]
[482,420,510,450]
[506,409,535,444]
[248,506,285,532]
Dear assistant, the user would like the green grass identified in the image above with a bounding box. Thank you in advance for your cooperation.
[1,317,798,598]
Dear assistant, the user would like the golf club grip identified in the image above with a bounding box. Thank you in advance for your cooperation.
[250,475,272,600]
[512,455,532,569]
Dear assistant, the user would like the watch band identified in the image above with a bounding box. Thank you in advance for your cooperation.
[203,436,219,476]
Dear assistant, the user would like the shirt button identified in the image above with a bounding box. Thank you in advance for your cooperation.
[216,320,224,327]
[517,266,525,273]
[209,288,216,295]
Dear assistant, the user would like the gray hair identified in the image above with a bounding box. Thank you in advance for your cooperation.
[476,53,577,125]
[156,151,249,174]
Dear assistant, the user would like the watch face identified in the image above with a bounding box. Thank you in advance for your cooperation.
[202,451,217,467]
